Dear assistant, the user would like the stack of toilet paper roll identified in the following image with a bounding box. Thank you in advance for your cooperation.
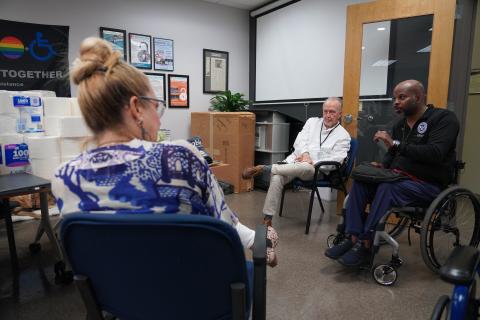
[26,135,87,180]
[0,90,17,115]
[0,91,23,175]
[43,97,91,137]
[0,91,17,134]
[0,94,91,179]
[26,135,60,181]
[27,97,90,179]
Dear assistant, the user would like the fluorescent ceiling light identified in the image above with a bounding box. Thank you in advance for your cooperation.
[417,45,431,53]
[371,59,397,67]
[377,27,386,31]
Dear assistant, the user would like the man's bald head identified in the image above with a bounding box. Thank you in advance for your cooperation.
[395,80,425,101]
[392,80,426,117]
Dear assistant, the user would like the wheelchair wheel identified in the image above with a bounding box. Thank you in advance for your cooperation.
[430,295,450,320]
[421,186,480,273]
[372,264,397,286]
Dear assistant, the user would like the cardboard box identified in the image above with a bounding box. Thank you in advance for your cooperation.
[210,163,232,184]
[191,112,255,193]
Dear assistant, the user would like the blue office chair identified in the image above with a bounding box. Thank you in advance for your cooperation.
[60,213,267,320]
[279,139,358,234]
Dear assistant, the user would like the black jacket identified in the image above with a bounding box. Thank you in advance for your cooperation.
[382,105,459,187]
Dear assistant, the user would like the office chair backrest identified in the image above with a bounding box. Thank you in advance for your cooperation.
[311,138,358,187]
[61,213,251,320]
[343,138,358,180]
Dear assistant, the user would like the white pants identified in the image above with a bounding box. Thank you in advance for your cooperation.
[263,162,316,217]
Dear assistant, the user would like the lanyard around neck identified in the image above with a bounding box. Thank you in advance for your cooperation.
[320,121,339,148]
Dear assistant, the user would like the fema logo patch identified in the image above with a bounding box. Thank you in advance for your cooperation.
[417,122,428,134]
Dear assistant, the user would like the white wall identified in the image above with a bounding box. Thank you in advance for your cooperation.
[0,0,250,140]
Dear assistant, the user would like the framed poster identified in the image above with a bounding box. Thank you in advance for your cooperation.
[0,19,70,96]
[129,33,152,69]
[99,27,127,61]
[203,49,228,93]
[168,74,189,108]
[145,73,166,103]
[153,37,174,71]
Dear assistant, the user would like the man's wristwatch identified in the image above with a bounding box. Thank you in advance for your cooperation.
[391,140,400,150]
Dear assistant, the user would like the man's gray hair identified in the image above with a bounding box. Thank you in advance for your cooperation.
[324,97,343,111]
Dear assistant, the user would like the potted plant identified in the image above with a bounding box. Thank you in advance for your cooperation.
[209,90,252,112]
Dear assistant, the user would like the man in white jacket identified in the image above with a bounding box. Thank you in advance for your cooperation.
[242,97,351,225]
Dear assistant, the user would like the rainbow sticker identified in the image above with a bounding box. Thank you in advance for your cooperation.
[0,36,25,59]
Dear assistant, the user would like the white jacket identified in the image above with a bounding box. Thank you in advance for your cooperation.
[285,117,351,166]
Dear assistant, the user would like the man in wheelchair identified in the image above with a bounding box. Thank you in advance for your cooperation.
[325,79,460,267]
[242,97,351,226]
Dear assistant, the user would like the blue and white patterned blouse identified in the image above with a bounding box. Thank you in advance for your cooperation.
[52,139,255,248]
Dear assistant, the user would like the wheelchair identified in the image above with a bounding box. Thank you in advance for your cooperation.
[327,161,480,286]
[431,246,480,320]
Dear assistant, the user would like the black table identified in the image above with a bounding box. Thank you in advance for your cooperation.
[0,173,66,278]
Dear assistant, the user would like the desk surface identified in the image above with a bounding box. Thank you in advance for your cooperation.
[0,173,51,197]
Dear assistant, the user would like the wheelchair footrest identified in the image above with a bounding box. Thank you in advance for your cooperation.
[440,246,480,285]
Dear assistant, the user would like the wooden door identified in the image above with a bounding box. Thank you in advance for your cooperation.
[337,0,457,211]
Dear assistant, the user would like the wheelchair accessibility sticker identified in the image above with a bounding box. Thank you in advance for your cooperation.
[417,122,428,134]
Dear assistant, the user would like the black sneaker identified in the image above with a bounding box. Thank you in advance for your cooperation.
[325,238,354,260]
[338,242,371,267]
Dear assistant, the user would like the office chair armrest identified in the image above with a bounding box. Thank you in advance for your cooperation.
[253,224,267,264]
[313,161,342,169]
[252,224,267,320]
[313,161,342,181]
[440,246,480,285]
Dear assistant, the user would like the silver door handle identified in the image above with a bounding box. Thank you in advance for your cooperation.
[344,114,353,124]
[345,114,374,124]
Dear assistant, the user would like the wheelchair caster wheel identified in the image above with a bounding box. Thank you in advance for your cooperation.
[327,234,345,248]
[327,234,336,248]
[54,261,73,284]
[29,243,41,254]
[372,264,397,286]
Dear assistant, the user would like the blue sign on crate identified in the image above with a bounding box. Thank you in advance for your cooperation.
[4,143,29,167]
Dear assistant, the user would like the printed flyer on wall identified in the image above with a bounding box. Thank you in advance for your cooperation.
[154,38,173,71]
[129,33,152,69]
[169,75,189,108]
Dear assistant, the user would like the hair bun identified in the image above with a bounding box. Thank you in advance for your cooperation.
[71,37,120,84]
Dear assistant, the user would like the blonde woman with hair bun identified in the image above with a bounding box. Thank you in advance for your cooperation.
[52,37,278,266]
